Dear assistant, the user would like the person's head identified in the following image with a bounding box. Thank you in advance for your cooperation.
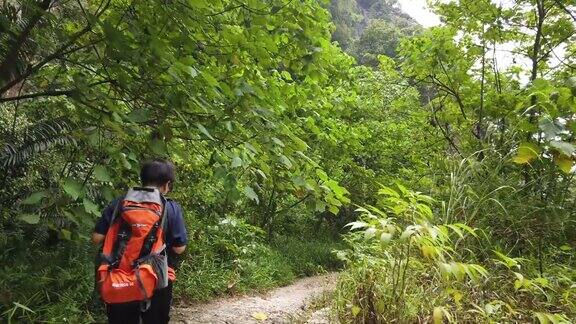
[140,159,175,194]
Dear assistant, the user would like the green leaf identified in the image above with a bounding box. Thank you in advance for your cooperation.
[126,109,150,123]
[550,141,576,156]
[18,214,40,224]
[316,169,328,181]
[328,204,339,214]
[201,71,219,87]
[364,227,377,239]
[280,70,292,81]
[378,186,400,198]
[346,221,368,230]
[197,123,215,140]
[512,142,539,164]
[22,191,47,205]
[559,245,572,251]
[243,186,259,204]
[231,156,242,168]
[83,198,100,216]
[433,307,443,324]
[12,302,35,314]
[94,165,112,182]
[63,178,84,200]
[61,229,72,240]
[271,137,285,147]
[279,154,292,168]
[351,305,361,317]
[534,312,549,324]
[150,138,167,156]
[554,154,574,174]
[380,232,393,243]
[539,117,562,140]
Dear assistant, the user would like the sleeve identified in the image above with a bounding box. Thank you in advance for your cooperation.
[166,201,188,247]
[94,198,120,235]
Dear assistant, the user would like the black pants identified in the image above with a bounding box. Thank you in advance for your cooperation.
[106,281,173,324]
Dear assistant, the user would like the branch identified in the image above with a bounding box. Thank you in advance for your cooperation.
[0,79,114,103]
[0,0,111,96]
[0,89,73,103]
[0,0,53,81]
[429,94,463,157]
[437,61,467,119]
[554,0,576,23]
[276,193,312,215]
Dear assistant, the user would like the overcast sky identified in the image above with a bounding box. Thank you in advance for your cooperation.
[394,0,549,82]
[397,0,442,27]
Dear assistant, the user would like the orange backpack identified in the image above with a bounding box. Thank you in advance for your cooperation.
[97,187,169,307]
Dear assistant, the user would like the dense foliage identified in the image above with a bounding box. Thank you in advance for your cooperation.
[331,0,576,323]
[1,0,575,322]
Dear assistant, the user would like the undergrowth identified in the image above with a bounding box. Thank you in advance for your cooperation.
[175,216,343,302]
[333,181,576,323]
[1,215,343,322]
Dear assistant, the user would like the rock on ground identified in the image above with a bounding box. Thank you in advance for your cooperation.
[170,273,337,324]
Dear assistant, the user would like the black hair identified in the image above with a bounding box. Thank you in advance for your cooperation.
[140,159,175,188]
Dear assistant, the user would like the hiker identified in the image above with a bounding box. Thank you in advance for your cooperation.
[91,159,187,324]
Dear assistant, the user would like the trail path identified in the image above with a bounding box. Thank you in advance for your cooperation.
[170,273,337,324]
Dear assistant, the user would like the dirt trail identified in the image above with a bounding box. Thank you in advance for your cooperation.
[170,273,337,324]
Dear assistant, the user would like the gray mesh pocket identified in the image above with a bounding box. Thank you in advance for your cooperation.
[143,253,169,290]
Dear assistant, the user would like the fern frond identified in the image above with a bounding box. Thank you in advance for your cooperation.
[0,118,78,169]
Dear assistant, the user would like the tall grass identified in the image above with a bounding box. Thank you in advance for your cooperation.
[332,176,576,323]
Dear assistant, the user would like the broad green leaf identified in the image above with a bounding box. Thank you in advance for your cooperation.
[150,138,167,156]
[279,154,292,168]
[364,227,377,239]
[271,137,285,147]
[201,71,219,86]
[280,70,292,80]
[380,232,393,243]
[351,305,361,317]
[63,179,84,200]
[328,204,339,214]
[316,169,328,181]
[94,166,112,182]
[539,117,562,140]
[126,109,150,123]
[421,245,437,258]
[83,198,100,216]
[243,186,259,204]
[550,141,575,156]
[534,312,549,324]
[512,142,539,164]
[197,123,215,140]
[231,156,242,168]
[22,191,47,205]
[554,154,574,174]
[18,214,40,224]
[378,186,399,197]
[61,229,72,240]
[559,245,572,251]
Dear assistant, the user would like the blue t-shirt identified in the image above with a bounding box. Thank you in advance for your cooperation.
[94,197,188,248]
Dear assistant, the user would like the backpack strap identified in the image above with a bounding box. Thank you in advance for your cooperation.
[108,197,123,225]
[135,266,151,312]
[136,196,168,260]
[100,198,126,266]
[110,218,131,269]
[109,197,128,267]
